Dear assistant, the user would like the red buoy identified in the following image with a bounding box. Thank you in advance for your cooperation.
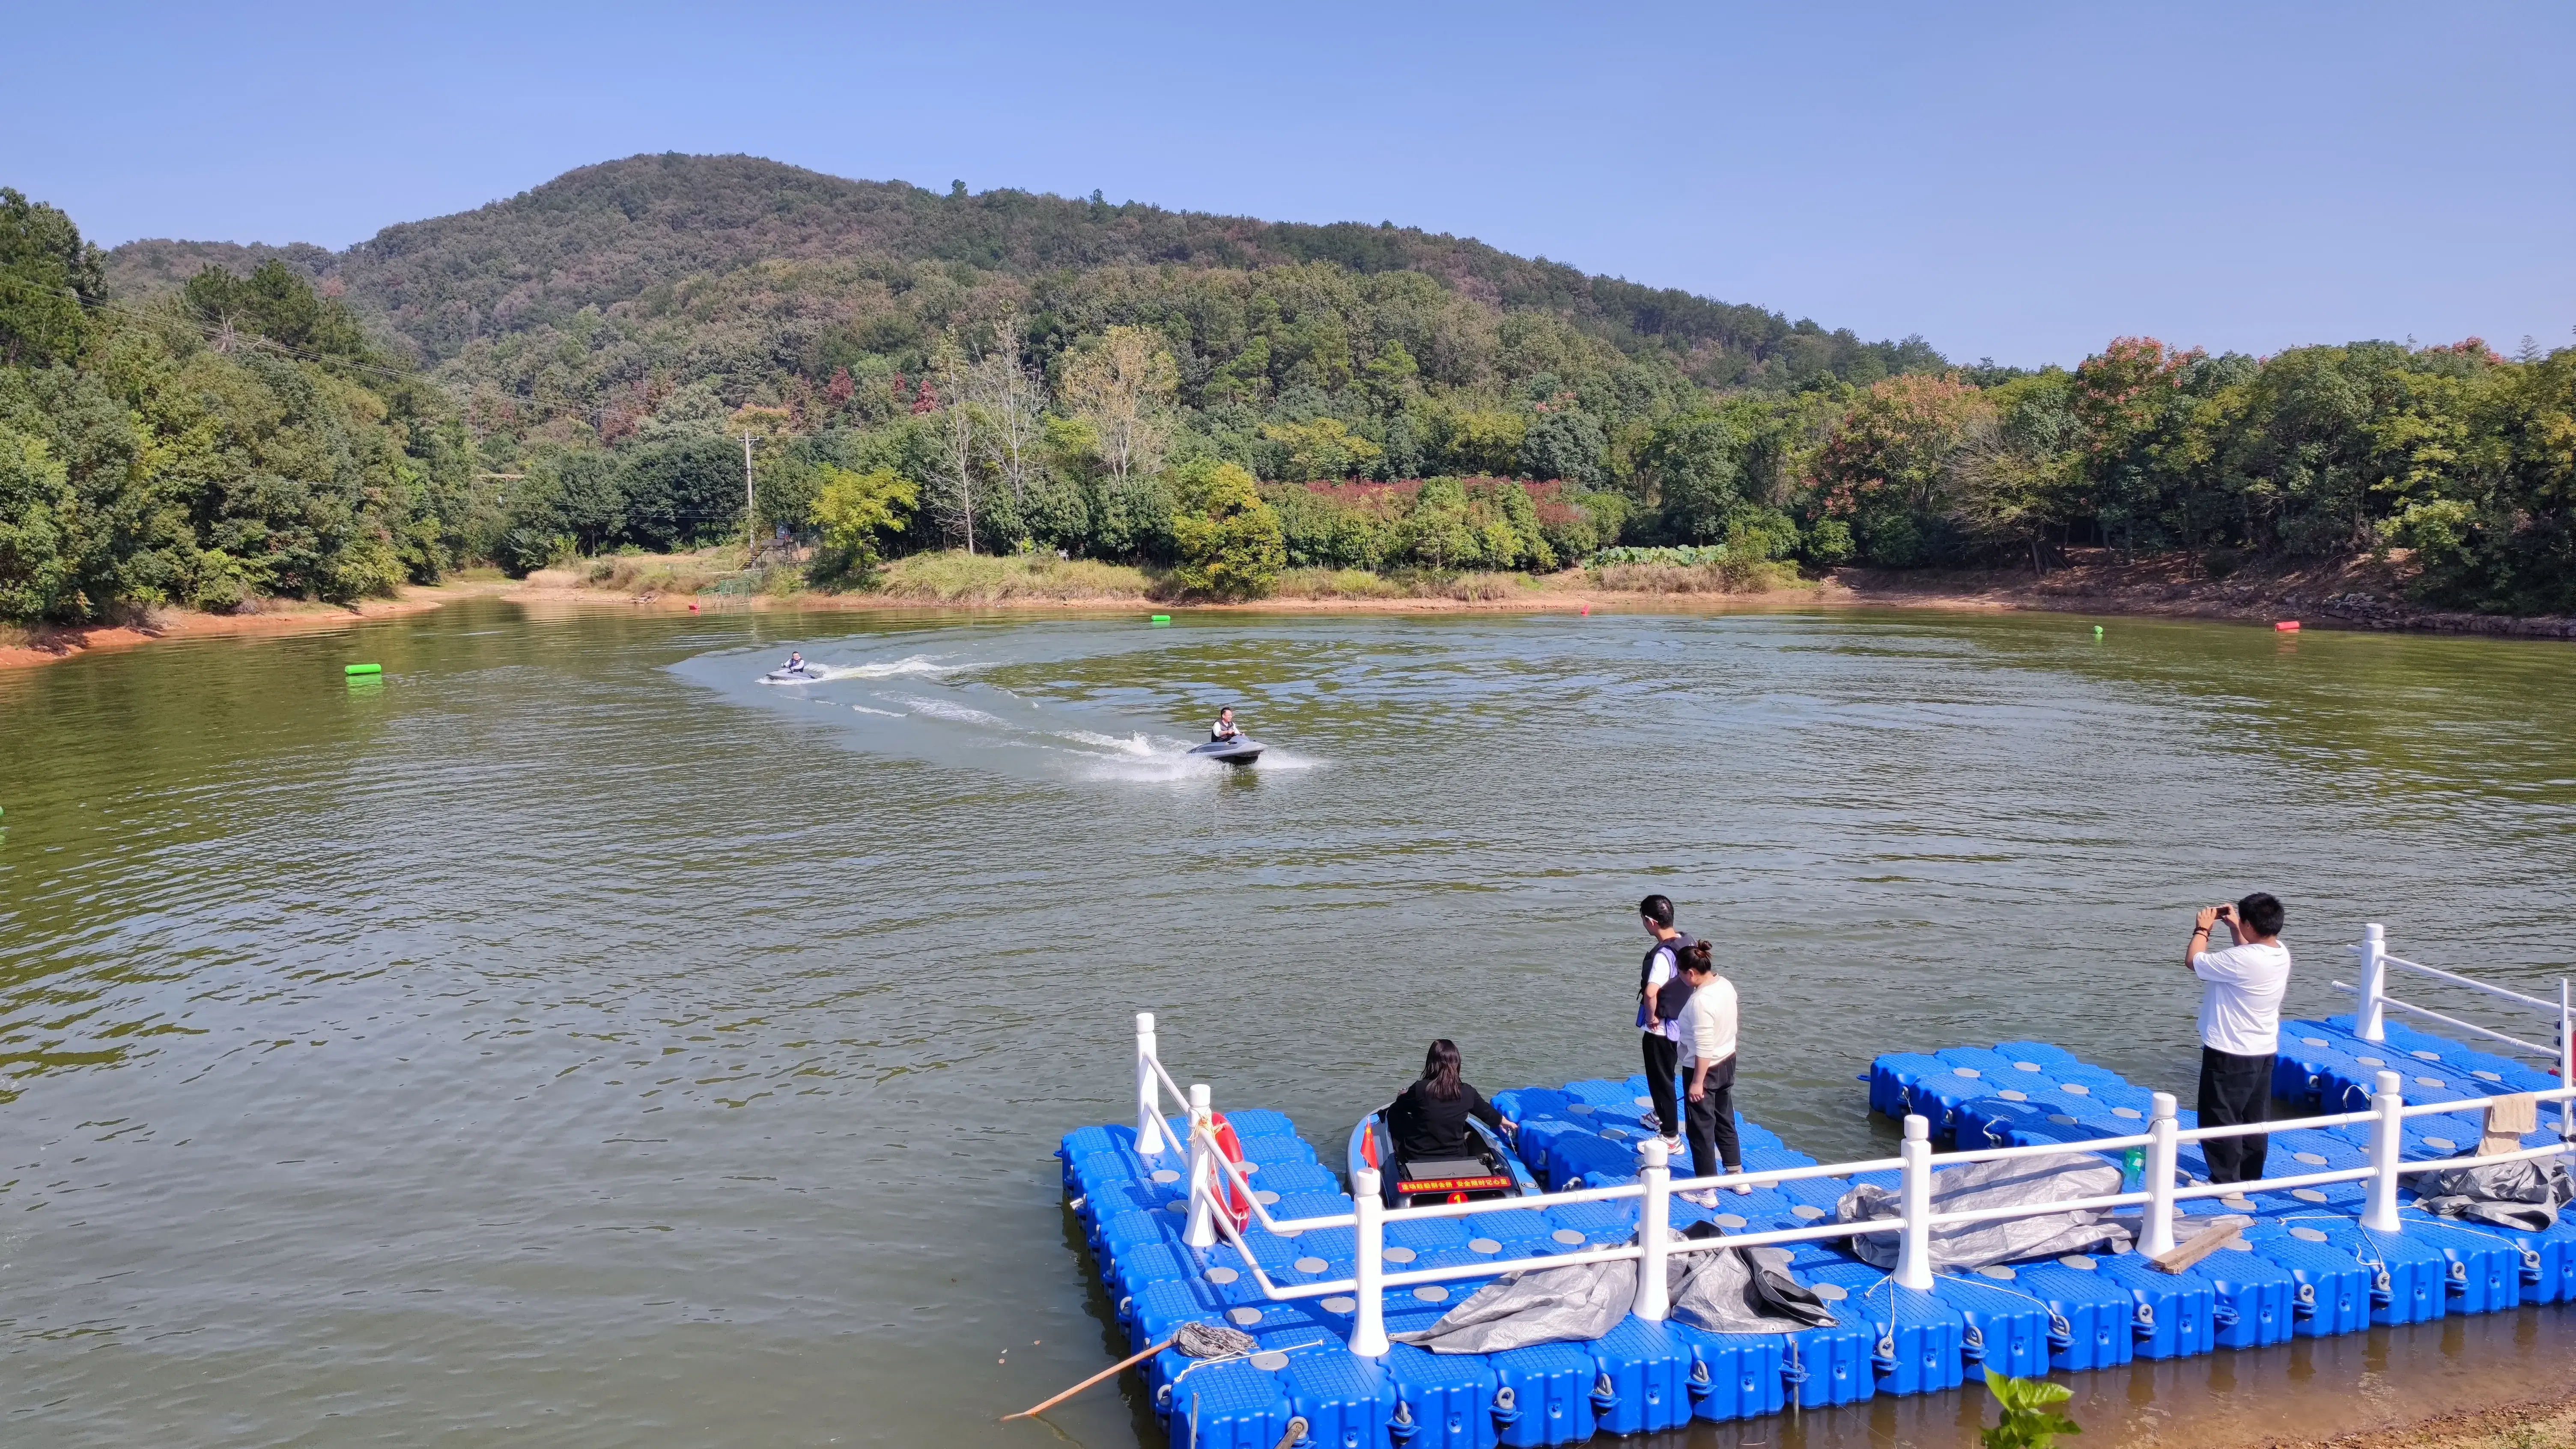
[2274,620,2300,632]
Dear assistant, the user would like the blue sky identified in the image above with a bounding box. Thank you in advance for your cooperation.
[9,1,2570,367]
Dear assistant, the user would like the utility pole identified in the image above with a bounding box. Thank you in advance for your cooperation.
[742,433,756,559]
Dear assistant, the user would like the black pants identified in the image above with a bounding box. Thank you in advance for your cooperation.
[1641,1032,1679,1136]
[2198,1046,2274,1184]
[1685,1054,1741,1181]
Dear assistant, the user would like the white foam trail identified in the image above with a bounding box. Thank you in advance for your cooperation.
[851,705,904,717]
[1058,730,1172,758]
[892,696,1008,727]
[828,654,982,680]
[1072,753,1234,783]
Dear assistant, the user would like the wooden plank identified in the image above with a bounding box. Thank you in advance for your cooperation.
[2150,1215,2248,1273]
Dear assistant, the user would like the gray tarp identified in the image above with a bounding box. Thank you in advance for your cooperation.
[1666,1224,1839,1334]
[1389,1255,1636,1355]
[2415,1149,2576,1231]
[1836,1152,2132,1271]
[1389,1223,1835,1354]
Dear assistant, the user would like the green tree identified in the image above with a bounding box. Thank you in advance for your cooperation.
[1948,373,2082,571]
[1395,477,1483,569]
[1518,407,1607,486]
[1168,460,1282,598]
[621,437,747,552]
[1260,416,1382,481]
[1640,407,1758,542]
[1807,374,1994,565]
[809,464,918,575]
[1431,406,1527,475]
[0,424,75,616]
[182,260,376,364]
[0,188,104,367]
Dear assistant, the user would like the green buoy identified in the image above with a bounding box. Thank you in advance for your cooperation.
[345,663,382,676]
[1149,614,1171,626]
[2092,625,2104,639]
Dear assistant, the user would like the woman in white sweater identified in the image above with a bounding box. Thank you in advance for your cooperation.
[1675,941,1748,1203]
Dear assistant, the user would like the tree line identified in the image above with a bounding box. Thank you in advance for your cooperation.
[6,178,2574,619]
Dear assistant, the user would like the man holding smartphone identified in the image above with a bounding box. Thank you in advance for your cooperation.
[2185,893,2292,1184]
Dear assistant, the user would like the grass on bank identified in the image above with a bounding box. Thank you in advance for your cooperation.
[866,552,1156,602]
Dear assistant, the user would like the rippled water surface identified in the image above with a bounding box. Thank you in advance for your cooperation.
[4,601,2573,1447]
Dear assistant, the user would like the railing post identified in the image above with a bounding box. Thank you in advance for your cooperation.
[2362,1070,2404,1233]
[1895,1114,1934,1291]
[2561,980,2573,1139]
[1635,1138,1671,1321]
[2356,924,2388,1043]
[1184,1082,1217,1248]
[1351,1169,1389,1357]
[2142,1091,2179,1258]
[1134,1012,1168,1157]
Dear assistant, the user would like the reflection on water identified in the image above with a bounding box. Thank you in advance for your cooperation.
[2,600,2573,1447]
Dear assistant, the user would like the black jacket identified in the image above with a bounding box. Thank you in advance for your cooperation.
[1388,1078,1505,1163]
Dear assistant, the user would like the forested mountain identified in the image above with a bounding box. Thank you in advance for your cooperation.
[110,154,1939,393]
[4,155,2571,623]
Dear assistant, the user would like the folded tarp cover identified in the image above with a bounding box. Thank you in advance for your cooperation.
[1387,1221,1837,1354]
[1835,1151,2132,1271]
[1667,1221,1838,1334]
[1388,1252,1636,1355]
[2414,1149,2576,1231]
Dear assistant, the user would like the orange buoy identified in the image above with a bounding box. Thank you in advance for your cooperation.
[2275,620,2300,632]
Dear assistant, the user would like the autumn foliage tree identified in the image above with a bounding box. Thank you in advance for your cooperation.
[1807,375,1994,566]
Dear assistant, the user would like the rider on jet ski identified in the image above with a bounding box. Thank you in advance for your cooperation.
[784,652,808,674]
[1210,707,1242,742]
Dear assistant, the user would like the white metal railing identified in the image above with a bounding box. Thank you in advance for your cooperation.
[2339,922,2574,1135]
[1120,1001,2576,1360]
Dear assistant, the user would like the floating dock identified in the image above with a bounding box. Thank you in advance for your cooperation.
[1056,934,2576,1447]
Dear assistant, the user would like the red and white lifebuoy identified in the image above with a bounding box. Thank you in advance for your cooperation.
[1208,1111,1252,1230]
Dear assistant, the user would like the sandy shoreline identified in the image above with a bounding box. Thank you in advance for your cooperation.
[2282,1391,2576,1449]
[0,584,508,671]
[7,553,2568,671]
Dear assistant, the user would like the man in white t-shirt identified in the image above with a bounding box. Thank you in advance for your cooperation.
[2185,891,2292,1184]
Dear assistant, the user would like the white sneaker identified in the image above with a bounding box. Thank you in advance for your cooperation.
[1729,1181,1753,1196]
[1660,1136,1684,1156]
[1685,1190,1721,1209]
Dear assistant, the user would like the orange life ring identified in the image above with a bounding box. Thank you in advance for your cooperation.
[1209,1112,1252,1230]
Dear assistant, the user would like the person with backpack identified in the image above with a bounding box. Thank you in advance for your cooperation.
[1636,894,1695,1152]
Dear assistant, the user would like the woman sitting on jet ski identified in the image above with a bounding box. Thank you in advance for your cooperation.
[1387,1039,1513,1168]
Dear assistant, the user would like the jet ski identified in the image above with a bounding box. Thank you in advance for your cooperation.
[1188,736,1264,765]
[761,662,827,683]
[1348,1106,1539,1209]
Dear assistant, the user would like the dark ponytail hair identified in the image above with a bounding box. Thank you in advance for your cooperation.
[1423,1038,1464,1100]
[1682,940,1714,974]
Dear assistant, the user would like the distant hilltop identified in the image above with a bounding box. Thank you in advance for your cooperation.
[105,152,1938,388]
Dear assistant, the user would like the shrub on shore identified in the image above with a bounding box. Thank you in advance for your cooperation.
[869,552,1154,603]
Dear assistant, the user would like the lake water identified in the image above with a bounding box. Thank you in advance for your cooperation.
[3,599,2572,1447]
